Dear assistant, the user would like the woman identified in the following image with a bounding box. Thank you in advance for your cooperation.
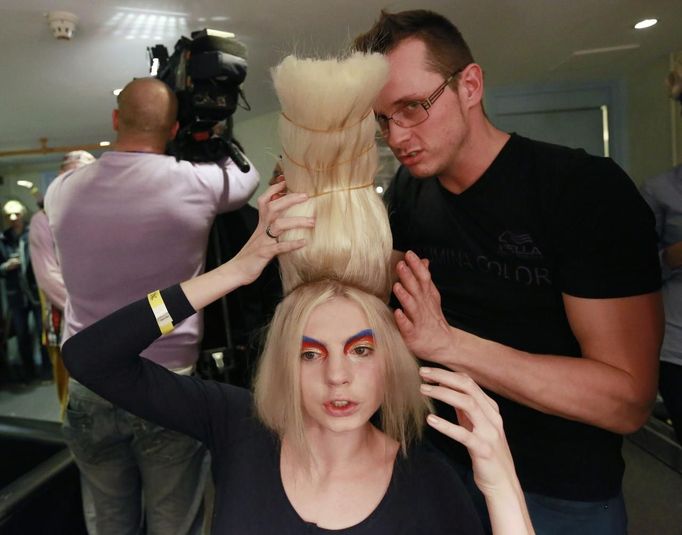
[62,181,532,534]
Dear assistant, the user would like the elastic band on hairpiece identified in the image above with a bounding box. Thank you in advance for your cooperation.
[305,182,375,198]
[282,142,375,172]
[280,109,372,133]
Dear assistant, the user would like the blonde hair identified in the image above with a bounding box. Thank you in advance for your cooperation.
[253,280,429,460]
[271,53,393,300]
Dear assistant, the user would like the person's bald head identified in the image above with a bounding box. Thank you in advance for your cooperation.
[114,78,178,143]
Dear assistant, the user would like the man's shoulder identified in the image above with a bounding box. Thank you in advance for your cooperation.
[514,134,632,197]
[515,134,600,171]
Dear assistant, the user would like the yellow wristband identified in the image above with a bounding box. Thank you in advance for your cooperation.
[147,290,174,335]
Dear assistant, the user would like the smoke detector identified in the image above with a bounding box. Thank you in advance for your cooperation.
[47,11,78,40]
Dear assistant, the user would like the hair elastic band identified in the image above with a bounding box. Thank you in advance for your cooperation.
[305,182,375,198]
[280,109,372,133]
[147,290,174,335]
[282,142,375,172]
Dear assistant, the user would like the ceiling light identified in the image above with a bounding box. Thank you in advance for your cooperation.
[634,19,657,30]
[99,141,111,147]
[112,88,122,96]
[375,186,384,194]
[17,180,34,189]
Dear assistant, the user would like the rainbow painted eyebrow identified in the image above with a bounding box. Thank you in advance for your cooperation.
[343,329,375,353]
[301,336,328,356]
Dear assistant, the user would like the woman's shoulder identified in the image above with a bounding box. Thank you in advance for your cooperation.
[390,441,484,533]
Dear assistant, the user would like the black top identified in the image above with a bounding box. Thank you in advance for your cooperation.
[385,133,661,501]
[62,285,483,534]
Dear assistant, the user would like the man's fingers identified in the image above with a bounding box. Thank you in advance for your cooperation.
[394,308,415,337]
[393,282,419,317]
[404,250,433,284]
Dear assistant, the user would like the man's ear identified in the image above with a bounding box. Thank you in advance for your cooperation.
[112,109,120,131]
[458,63,484,109]
[169,121,179,141]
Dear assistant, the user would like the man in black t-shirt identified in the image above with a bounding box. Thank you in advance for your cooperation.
[354,10,663,535]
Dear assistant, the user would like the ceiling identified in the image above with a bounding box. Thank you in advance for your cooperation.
[1,0,681,165]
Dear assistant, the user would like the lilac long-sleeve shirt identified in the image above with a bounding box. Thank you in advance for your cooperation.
[29,209,67,310]
[45,151,259,370]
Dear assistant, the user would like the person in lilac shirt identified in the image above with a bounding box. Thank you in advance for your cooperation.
[30,150,96,416]
[44,77,259,535]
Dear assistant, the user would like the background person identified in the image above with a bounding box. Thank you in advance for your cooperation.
[45,77,259,535]
[354,9,662,534]
[639,55,682,444]
[0,199,47,383]
[29,149,96,416]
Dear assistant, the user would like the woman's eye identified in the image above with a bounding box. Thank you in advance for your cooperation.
[350,345,373,357]
[301,351,321,361]
[404,101,421,111]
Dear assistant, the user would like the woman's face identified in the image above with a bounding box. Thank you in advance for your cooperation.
[299,296,385,435]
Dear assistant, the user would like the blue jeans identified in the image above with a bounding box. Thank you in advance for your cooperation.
[63,379,209,535]
[454,464,627,535]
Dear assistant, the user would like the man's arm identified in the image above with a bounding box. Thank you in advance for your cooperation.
[394,251,664,435]
[28,212,67,309]
[218,156,260,213]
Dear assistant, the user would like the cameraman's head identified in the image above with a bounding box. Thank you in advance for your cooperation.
[112,78,179,154]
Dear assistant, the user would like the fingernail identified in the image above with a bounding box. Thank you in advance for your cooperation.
[427,414,440,426]
[420,384,433,392]
[420,367,432,375]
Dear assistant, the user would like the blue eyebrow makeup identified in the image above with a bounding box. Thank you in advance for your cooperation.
[343,329,375,354]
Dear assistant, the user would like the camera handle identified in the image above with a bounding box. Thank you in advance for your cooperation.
[224,139,250,173]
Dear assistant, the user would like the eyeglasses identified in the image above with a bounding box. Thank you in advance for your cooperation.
[375,66,467,136]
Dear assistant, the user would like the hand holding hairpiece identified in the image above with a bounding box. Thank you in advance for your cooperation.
[265,225,279,242]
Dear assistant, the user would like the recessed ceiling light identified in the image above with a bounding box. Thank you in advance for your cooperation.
[634,18,657,30]
[99,141,111,147]
[112,88,122,96]
[17,180,34,189]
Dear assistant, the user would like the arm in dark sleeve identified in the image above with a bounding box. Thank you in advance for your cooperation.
[62,284,248,444]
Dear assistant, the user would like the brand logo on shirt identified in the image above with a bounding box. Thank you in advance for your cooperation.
[498,231,543,259]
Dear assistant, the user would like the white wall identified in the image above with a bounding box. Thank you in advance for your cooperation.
[626,53,679,185]
[234,111,281,205]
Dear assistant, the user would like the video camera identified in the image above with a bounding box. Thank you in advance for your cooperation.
[148,29,251,172]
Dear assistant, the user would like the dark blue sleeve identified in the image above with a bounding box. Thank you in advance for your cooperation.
[62,284,252,446]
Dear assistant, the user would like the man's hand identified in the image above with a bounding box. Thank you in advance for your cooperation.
[393,250,456,362]
[1,257,21,272]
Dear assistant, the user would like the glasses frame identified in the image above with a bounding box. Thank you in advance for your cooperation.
[376,65,467,135]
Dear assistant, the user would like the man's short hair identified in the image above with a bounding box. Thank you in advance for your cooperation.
[353,9,474,83]
[116,78,178,136]
[253,279,429,462]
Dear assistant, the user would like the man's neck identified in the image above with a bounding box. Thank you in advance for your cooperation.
[438,120,510,195]
[114,138,166,154]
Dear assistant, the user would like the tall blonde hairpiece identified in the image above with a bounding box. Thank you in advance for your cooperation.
[272,52,392,300]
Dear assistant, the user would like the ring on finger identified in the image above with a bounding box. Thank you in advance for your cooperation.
[265,224,279,242]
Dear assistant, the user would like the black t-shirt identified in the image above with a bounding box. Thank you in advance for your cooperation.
[62,286,483,534]
[385,133,661,501]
